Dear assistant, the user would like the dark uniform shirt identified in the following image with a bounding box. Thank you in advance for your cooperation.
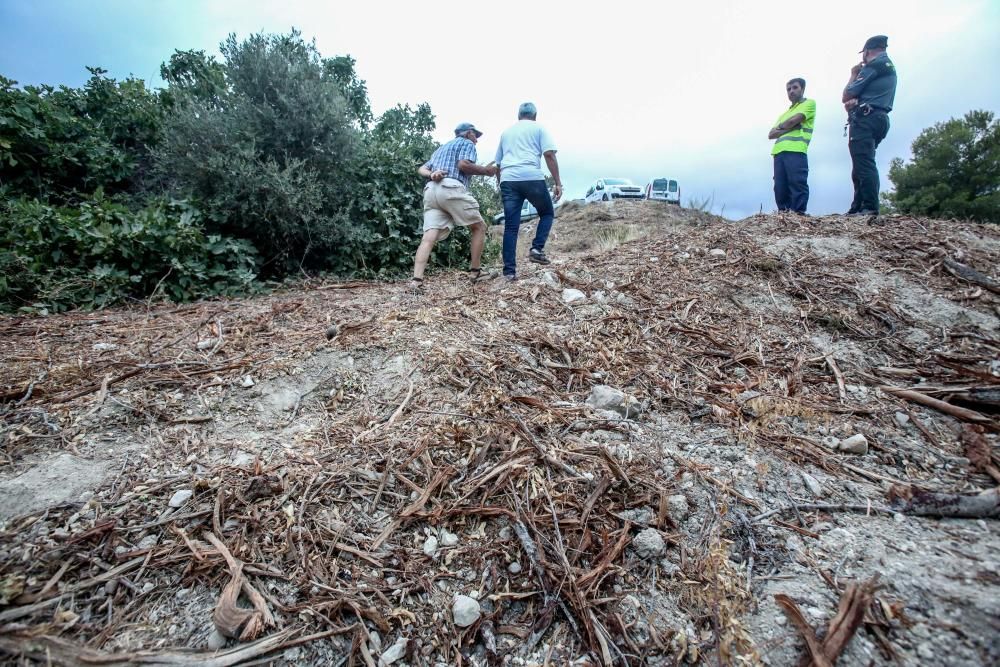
[844,52,897,111]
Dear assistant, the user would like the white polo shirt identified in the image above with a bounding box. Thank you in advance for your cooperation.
[495,120,557,183]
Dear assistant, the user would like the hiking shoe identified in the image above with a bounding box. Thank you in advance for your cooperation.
[502,274,517,283]
[528,249,551,265]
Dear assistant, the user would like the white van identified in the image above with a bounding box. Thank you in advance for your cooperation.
[584,178,644,202]
[645,177,681,205]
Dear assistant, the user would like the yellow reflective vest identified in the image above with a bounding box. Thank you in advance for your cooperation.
[771,98,816,156]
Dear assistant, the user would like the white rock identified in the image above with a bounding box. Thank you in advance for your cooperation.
[368,630,382,654]
[207,629,227,650]
[839,434,869,455]
[452,595,481,627]
[593,290,607,302]
[709,248,726,257]
[667,494,689,523]
[801,473,824,497]
[632,528,666,559]
[541,271,560,288]
[92,342,118,352]
[508,561,522,574]
[241,375,255,388]
[168,489,193,508]
[439,530,459,547]
[378,637,408,666]
[562,288,587,304]
[585,385,641,417]
[196,338,218,351]
[821,436,841,450]
[894,412,910,427]
[498,526,512,541]
[422,536,438,557]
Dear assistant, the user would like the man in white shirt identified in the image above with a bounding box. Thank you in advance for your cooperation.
[494,103,563,281]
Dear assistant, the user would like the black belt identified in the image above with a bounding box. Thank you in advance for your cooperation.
[859,103,890,115]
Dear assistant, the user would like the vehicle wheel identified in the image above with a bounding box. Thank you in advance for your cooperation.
[602,194,609,201]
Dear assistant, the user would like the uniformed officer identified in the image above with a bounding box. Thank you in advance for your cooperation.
[842,35,898,216]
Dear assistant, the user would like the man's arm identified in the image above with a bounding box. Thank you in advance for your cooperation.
[418,163,447,182]
[768,112,806,140]
[458,160,498,177]
[842,62,868,103]
[543,150,562,202]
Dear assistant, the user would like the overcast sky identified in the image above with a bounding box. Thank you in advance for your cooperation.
[2,0,998,219]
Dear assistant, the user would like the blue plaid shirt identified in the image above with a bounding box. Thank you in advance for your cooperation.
[423,136,477,187]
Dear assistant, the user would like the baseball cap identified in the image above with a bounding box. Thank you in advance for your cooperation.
[454,122,483,137]
[860,35,888,52]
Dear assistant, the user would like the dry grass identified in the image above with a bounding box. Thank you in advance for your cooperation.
[595,223,647,252]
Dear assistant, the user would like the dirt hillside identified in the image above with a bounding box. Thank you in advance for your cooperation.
[1,201,998,665]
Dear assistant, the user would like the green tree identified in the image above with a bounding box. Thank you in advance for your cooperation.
[885,110,1000,222]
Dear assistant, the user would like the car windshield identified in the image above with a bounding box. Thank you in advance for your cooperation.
[604,178,631,186]
[652,179,669,191]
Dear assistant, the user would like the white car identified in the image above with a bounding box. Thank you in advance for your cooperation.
[493,199,562,225]
[584,178,644,202]
[645,177,681,205]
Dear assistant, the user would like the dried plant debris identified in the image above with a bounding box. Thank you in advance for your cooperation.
[1,203,999,665]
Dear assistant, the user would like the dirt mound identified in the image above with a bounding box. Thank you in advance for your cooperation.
[1,203,998,665]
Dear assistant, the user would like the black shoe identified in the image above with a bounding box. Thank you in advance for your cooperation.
[528,249,551,265]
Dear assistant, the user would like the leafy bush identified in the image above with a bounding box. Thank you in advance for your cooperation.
[885,110,1000,222]
[0,195,257,312]
[0,69,162,202]
[153,32,360,272]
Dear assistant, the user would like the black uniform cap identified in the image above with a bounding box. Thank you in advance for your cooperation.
[860,35,888,52]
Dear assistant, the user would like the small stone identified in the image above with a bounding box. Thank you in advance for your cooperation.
[709,248,726,257]
[508,561,522,574]
[541,271,560,288]
[593,290,608,302]
[92,342,118,352]
[325,324,340,341]
[452,595,481,627]
[379,637,408,666]
[439,530,459,547]
[422,536,438,557]
[207,629,227,650]
[894,412,910,427]
[620,507,655,525]
[632,528,666,559]
[168,489,194,508]
[839,434,869,455]
[137,534,159,550]
[585,385,641,417]
[196,338,218,350]
[368,630,382,654]
[141,582,154,594]
[498,526,512,541]
[561,288,587,304]
[104,580,119,596]
[241,375,255,388]
[666,494,689,523]
[894,512,906,524]
[801,472,824,498]
[820,436,840,450]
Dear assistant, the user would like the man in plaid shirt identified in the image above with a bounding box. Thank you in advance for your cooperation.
[410,122,499,291]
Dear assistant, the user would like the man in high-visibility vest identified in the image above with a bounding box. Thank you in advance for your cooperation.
[769,78,816,214]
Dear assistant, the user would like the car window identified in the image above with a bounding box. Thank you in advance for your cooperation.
[604,178,630,186]
[652,179,669,190]
[669,180,678,191]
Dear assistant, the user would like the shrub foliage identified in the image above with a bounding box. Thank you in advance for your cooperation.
[0,30,478,311]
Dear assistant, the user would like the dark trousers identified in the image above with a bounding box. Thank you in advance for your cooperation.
[500,180,554,277]
[773,151,809,213]
[848,112,890,213]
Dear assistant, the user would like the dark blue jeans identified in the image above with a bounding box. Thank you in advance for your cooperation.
[773,151,809,214]
[500,180,554,277]
[848,112,890,213]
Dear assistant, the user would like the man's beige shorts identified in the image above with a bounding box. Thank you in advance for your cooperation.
[423,178,484,241]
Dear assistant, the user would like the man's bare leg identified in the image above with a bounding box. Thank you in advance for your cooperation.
[469,222,486,270]
[412,228,446,282]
